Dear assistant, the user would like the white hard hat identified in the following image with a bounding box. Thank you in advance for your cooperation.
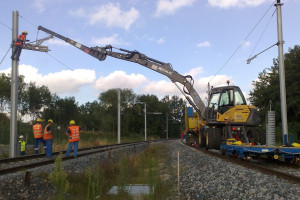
[19,135,24,139]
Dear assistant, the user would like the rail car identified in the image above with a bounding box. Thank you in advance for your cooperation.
[220,142,300,164]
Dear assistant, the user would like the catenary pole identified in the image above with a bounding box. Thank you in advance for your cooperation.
[275,0,288,144]
[166,113,168,139]
[10,11,18,158]
[117,89,121,144]
[144,103,147,141]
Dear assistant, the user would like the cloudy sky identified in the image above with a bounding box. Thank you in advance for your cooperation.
[0,0,299,105]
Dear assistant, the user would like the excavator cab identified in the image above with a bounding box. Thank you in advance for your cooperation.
[206,86,250,124]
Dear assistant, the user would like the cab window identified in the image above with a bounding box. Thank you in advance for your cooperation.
[219,89,233,107]
[234,89,246,105]
[208,93,220,111]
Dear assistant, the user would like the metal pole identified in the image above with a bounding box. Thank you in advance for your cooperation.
[10,11,18,158]
[275,0,288,144]
[117,89,121,144]
[166,113,168,139]
[144,103,147,141]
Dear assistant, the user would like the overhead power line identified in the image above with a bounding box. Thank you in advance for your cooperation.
[248,9,277,62]
[207,0,276,85]
[0,20,12,30]
[0,46,12,66]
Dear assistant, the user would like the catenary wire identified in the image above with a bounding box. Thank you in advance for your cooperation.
[0,20,12,30]
[192,0,276,107]
[207,0,276,85]
[20,13,97,88]
[46,52,97,86]
[248,9,276,60]
[0,46,12,66]
[19,14,38,28]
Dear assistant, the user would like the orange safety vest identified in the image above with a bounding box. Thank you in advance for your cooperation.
[43,124,53,140]
[32,124,43,138]
[68,125,80,142]
[16,34,26,46]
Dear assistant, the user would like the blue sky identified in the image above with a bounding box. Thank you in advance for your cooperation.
[0,0,299,105]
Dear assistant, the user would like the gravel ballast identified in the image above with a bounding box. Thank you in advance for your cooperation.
[0,140,299,200]
[168,140,300,200]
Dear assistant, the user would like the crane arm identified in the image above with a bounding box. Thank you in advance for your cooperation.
[38,26,206,118]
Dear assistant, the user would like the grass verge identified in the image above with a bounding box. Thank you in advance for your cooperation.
[49,144,176,200]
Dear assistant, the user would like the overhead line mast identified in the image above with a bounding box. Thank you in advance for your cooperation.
[275,0,288,144]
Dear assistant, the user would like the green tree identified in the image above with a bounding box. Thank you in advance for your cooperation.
[79,101,102,131]
[249,45,300,139]
[43,96,79,128]
[21,82,52,118]
[98,88,136,134]
[0,73,27,113]
[0,73,11,113]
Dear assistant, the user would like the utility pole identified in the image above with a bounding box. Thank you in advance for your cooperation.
[9,11,49,158]
[144,103,147,141]
[117,89,121,144]
[166,113,168,139]
[275,0,288,144]
[9,11,18,158]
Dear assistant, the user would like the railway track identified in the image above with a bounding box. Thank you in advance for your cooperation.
[184,143,300,184]
[0,140,161,176]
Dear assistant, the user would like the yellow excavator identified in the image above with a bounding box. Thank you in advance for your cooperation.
[37,26,262,149]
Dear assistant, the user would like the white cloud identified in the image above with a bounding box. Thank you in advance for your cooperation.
[141,80,180,95]
[32,0,48,13]
[140,71,232,104]
[243,40,251,49]
[155,0,196,17]
[70,3,139,30]
[45,38,70,46]
[184,67,204,78]
[39,69,96,93]
[197,41,211,47]
[92,34,129,46]
[208,0,269,9]
[0,64,96,94]
[94,71,147,91]
[156,37,165,44]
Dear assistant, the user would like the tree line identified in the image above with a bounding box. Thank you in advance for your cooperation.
[249,45,300,141]
[0,75,186,141]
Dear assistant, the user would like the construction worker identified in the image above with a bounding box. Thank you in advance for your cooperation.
[32,118,46,154]
[65,120,82,159]
[11,31,29,61]
[19,135,26,156]
[43,119,54,158]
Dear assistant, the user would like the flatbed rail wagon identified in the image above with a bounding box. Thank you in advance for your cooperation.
[220,142,300,164]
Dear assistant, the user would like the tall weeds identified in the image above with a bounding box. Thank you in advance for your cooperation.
[48,153,69,200]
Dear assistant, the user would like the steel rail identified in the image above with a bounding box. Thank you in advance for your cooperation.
[0,140,165,175]
[183,142,300,184]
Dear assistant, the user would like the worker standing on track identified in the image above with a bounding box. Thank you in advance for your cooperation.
[32,118,46,154]
[11,31,29,61]
[65,120,82,159]
[43,119,54,158]
[19,135,26,156]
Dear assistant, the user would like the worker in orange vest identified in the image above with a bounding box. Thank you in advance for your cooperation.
[65,120,82,159]
[11,31,29,61]
[43,119,53,158]
[32,118,46,154]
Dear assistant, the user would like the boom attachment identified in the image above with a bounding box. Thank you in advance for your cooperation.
[37,25,206,118]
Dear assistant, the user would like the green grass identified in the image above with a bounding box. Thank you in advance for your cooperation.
[48,144,176,200]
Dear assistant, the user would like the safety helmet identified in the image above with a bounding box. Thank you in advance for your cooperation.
[37,118,42,122]
[69,120,75,125]
[22,31,28,35]
[19,135,24,139]
[48,119,53,123]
